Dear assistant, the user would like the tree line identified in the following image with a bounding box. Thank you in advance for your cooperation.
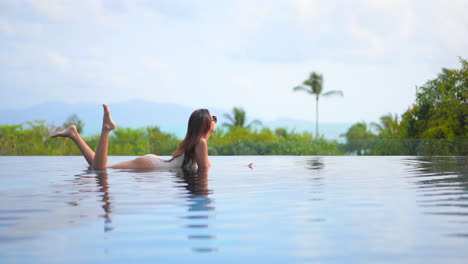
[1,58,466,156]
[0,121,341,156]
[342,58,468,155]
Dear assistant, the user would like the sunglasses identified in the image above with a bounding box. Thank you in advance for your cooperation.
[212,116,217,123]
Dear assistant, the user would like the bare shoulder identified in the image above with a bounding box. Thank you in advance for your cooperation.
[194,138,210,168]
[196,138,208,146]
[194,138,209,155]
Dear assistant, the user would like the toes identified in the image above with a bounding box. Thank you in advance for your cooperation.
[50,131,64,138]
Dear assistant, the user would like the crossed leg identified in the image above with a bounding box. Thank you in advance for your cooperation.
[51,104,154,169]
[51,104,115,169]
[91,104,116,169]
[51,125,95,166]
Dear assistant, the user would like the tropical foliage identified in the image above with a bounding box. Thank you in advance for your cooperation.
[341,122,376,155]
[1,59,467,156]
[0,121,85,155]
[293,72,343,138]
[63,114,85,134]
[0,122,341,156]
[222,107,262,130]
[0,122,180,156]
[209,126,341,155]
[343,57,468,155]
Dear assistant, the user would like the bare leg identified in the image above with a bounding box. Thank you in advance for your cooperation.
[51,125,95,166]
[51,105,154,170]
[91,104,116,169]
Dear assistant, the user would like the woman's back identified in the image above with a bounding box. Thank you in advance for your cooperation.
[144,154,197,171]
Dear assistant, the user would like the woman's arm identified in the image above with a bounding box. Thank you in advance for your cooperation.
[194,138,211,169]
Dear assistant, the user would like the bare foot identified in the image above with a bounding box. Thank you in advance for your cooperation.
[102,104,116,131]
[50,125,78,138]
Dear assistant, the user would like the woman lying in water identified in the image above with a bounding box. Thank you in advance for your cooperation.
[51,104,216,171]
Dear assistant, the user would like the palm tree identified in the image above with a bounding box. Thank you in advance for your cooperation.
[343,122,376,155]
[63,114,85,134]
[293,72,343,138]
[371,113,400,138]
[222,107,262,130]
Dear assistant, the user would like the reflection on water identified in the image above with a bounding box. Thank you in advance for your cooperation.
[404,156,468,237]
[67,169,114,232]
[95,170,114,232]
[175,169,217,253]
[0,164,217,254]
[304,157,325,171]
[1,156,468,263]
[96,168,217,253]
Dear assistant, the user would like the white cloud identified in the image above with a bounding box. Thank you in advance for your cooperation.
[86,47,102,58]
[0,17,14,34]
[290,0,334,21]
[29,0,77,21]
[142,58,169,73]
[345,14,387,60]
[46,51,70,71]
[426,0,468,53]
[233,0,273,34]
[28,0,130,29]
[0,16,43,37]
[340,0,467,64]
[1,0,467,123]
[339,1,416,62]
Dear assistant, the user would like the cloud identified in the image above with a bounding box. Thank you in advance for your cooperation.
[142,58,170,73]
[102,0,128,14]
[141,0,202,20]
[46,51,70,71]
[233,0,273,34]
[233,0,467,65]
[0,16,43,37]
[29,0,77,21]
[290,0,334,22]
[425,0,468,57]
[0,17,14,34]
[0,0,467,122]
[27,0,128,29]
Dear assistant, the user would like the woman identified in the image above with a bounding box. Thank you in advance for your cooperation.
[51,104,216,171]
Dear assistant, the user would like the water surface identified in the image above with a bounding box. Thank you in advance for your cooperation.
[0,156,467,263]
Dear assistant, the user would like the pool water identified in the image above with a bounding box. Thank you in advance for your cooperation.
[0,156,467,263]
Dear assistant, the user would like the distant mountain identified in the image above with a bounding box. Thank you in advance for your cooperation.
[0,100,217,137]
[0,100,351,140]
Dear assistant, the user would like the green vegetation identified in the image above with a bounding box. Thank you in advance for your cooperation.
[222,107,262,129]
[209,127,340,155]
[64,114,85,134]
[343,58,468,155]
[0,121,341,156]
[1,59,466,156]
[293,72,344,138]
[0,121,85,155]
[0,120,181,156]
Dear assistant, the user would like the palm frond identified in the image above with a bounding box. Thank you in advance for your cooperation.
[223,113,236,124]
[221,122,233,129]
[246,119,262,129]
[370,122,383,132]
[293,86,311,94]
[303,80,313,87]
[322,90,344,97]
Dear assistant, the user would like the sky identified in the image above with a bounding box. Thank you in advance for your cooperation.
[0,0,467,123]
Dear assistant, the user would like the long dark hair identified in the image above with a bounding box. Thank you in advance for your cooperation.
[171,109,212,168]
